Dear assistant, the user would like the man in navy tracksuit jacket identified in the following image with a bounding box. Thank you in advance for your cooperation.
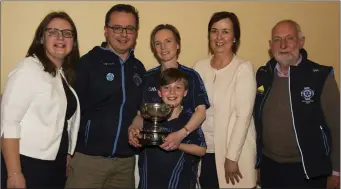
[254,20,340,188]
[65,4,146,188]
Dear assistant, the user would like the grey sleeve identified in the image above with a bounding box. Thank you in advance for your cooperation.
[321,75,340,172]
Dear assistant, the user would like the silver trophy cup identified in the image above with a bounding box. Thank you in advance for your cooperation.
[139,103,173,145]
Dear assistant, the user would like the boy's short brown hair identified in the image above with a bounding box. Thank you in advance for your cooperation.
[157,68,189,90]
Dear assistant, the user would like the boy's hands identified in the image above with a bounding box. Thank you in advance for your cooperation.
[159,129,187,151]
[129,123,188,151]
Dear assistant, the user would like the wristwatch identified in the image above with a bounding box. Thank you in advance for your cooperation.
[183,126,190,136]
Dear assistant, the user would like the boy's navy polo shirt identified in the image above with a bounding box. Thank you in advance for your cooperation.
[74,42,146,158]
[142,64,210,114]
[138,111,206,189]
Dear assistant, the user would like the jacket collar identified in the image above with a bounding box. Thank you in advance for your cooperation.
[99,42,135,62]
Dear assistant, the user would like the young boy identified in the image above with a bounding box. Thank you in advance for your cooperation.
[137,68,206,189]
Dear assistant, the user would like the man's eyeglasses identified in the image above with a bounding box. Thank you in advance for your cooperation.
[45,28,74,38]
[106,25,137,34]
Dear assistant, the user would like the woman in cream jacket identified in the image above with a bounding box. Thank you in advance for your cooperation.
[193,11,257,188]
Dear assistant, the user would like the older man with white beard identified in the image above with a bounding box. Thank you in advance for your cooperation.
[253,20,340,189]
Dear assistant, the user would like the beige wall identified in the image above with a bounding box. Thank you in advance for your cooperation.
[1,1,340,92]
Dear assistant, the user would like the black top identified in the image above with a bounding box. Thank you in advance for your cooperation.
[62,77,77,121]
[138,111,206,189]
[59,77,77,155]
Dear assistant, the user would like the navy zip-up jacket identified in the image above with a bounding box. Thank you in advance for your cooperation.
[254,48,333,179]
[74,43,146,158]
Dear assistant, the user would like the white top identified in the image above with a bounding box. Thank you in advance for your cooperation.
[193,55,257,188]
[1,56,80,160]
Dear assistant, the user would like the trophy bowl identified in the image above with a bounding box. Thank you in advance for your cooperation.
[139,103,173,146]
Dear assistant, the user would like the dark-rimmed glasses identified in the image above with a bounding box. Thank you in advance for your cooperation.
[45,28,74,38]
[106,25,137,34]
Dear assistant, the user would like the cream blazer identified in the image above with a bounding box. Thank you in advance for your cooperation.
[1,56,80,160]
[193,55,257,188]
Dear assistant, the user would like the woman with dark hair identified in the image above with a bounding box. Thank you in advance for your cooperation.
[193,11,257,188]
[1,11,80,188]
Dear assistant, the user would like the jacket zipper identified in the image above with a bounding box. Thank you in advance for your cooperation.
[256,64,273,167]
[288,67,309,179]
[112,63,126,156]
[85,120,91,145]
[320,126,330,155]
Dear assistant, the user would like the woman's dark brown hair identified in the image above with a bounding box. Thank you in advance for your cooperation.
[208,11,241,54]
[26,11,80,86]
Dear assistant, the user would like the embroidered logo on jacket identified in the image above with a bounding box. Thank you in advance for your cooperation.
[257,85,264,94]
[133,73,142,86]
[148,87,157,92]
[301,87,315,104]
[102,62,115,66]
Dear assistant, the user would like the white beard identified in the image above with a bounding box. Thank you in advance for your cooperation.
[274,52,299,66]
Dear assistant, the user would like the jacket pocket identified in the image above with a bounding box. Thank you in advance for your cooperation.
[85,120,91,146]
[320,126,330,155]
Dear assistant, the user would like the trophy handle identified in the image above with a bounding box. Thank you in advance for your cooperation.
[162,104,174,118]
[141,104,150,119]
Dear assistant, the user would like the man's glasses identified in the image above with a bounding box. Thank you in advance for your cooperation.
[45,28,74,38]
[106,25,137,34]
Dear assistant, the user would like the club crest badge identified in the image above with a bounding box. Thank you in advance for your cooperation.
[133,73,142,86]
[301,87,315,104]
[106,73,114,81]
